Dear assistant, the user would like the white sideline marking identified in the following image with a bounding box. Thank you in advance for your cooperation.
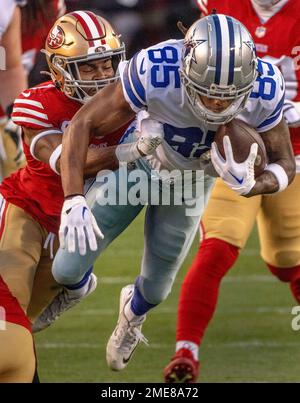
[98,275,277,285]
[36,341,300,350]
[100,277,133,284]
[69,306,290,317]
[101,248,259,259]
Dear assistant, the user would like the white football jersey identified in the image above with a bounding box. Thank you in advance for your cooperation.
[0,0,17,41]
[119,39,285,169]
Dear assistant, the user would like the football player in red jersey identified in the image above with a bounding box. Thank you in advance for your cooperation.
[164,0,300,383]
[0,10,160,383]
[21,0,66,75]
[0,1,66,183]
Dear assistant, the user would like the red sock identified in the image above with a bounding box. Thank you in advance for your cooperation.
[267,264,300,304]
[176,238,239,346]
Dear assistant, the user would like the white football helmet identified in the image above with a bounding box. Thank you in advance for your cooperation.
[181,14,258,125]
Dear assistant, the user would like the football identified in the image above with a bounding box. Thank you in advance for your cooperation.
[214,119,268,178]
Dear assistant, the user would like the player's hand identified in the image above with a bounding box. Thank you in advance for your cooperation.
[198,150,219,177]
[4,119,25,166]
[211,135,257,195]
[59,195,104,256]
[136,134,163,156]
[136,116,164,156]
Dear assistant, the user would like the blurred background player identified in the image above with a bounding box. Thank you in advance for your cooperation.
[22,0,66,84]
[0,0,27,181]
[0,10,160,383]
[164,0,300,383]
[64,0,197,57]
[0,0,66,182]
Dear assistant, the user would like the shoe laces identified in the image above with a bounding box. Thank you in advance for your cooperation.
[115,317,149,351]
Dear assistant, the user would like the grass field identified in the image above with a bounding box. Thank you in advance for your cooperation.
[35,212,300,383]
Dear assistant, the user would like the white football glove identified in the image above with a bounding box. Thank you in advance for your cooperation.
[137,114,164,154]
[136,134,163,156]
[211,135,258,195]
[115,116,163,163]
[59,195,104,256]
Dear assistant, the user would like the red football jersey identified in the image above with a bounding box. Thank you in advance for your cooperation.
[0,81,128,234]
[196,0,300,155]
[22,0,65,72]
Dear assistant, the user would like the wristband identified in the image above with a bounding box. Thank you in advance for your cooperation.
[115,142,140,163]
[65,194,84,200]
[49,144,62,175]
[265,163,289,192]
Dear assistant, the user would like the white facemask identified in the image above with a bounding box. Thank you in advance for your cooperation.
[252,0,282,7]
[251,0,290,22]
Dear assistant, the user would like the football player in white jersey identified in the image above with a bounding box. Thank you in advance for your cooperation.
[37,14,295,371]
[163,0,300,383]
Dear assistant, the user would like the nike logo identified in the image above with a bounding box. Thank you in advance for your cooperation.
[22,92,31,98]
[82,207,88,219]
[122,343,139,365]
[139,58,146,75]
[228,171,244,184]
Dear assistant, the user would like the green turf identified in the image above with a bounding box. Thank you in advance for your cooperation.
[35,212,300,383]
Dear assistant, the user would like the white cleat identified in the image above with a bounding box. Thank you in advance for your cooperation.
[32,273,98,333]
[106,284,148,371]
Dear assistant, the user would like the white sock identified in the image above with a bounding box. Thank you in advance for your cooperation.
[124,300,143,322]
[176,341,199,361]
[65,277,91,299]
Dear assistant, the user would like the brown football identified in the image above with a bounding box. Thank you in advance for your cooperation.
[214,119,268,178]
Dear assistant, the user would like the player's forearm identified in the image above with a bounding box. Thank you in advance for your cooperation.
[245,158,296,197]
[245,119,296,197]
[245,170,279,196]
[61,119,90,197]
[83,146,119,178]
[81,139,156,178]
[60,82,134,196]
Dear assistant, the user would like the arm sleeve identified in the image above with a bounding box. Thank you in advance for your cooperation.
[248,63,286,133]
[119,49,148,113]
[256,67,285,133]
